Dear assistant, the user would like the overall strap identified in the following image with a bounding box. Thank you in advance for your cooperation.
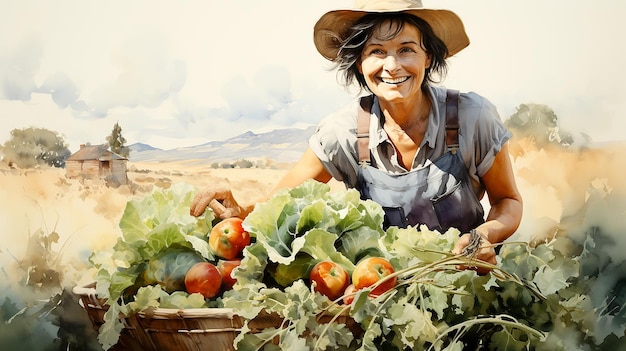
[359,90,459,161]
[357,95,374,165]
[445,89,460,151]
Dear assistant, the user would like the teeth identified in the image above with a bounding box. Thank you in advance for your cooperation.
[381,77,409,84]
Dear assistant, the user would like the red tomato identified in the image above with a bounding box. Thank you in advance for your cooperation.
[184,262,222,299]
[343,283,383,304]
[309,260,350,301]
[209,217,251,260]
[217,259,241,290]
[342,283,357,305]
[352,257,397,296]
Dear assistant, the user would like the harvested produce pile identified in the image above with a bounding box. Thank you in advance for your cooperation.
[89,180,626,350]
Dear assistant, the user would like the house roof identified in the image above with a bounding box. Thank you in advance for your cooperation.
[66,144,127,161]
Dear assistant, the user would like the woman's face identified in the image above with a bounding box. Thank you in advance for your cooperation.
[358,21,432,103]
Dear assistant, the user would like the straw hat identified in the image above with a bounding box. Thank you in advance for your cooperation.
[313,0,469,60]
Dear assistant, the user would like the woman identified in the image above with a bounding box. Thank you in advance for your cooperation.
[190,0,522,267]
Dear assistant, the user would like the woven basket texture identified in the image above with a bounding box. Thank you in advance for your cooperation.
[72,283,281,351]
[73,283,360,351]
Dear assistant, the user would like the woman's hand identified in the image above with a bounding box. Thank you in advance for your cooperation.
[452,142,522,274]
[452,229,496,275]
[190,186,249,219]
[190,148,330,219]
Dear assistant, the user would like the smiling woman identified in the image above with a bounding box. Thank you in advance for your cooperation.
[191,0,522,270]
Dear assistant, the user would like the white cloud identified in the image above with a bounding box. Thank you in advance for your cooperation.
[0,0,624,151]
[0,33,42,100]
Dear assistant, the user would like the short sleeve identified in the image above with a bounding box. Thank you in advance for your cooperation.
[308,101,361,187]
[459,92,511,180]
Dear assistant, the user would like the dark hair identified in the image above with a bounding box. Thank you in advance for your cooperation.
[335,13,449,92]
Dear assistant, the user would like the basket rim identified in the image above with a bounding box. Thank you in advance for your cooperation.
[138,307,238,319]
[72,283,240,319]
[72,282,353,321]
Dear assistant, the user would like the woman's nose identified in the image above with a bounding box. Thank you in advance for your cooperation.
[383,55,398,72]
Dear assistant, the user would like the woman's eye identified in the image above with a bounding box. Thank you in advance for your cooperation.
[367,49,385,55]
[399,47,415,54]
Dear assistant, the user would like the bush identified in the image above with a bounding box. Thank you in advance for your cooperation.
[1,127,71,168]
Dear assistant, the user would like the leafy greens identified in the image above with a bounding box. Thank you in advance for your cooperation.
[87,179,626,351]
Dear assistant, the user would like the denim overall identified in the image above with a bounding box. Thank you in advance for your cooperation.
[356,90,485,232]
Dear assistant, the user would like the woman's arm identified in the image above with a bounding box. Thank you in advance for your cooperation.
[453,142,523,264]
[477,142,523,243]
[269,147,333,193]
[190,147,332,218]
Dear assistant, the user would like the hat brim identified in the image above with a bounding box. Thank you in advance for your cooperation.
[313,8,470,60]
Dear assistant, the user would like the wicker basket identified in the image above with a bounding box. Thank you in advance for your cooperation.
[72,283,281,351]
[72,283,358,351]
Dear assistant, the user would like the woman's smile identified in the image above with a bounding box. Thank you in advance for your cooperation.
[379,76,410,84]
[359,22,431,103]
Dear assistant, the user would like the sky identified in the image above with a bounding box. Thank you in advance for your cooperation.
[1,0,625,151]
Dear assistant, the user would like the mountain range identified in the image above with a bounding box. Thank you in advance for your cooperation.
[128,126,317,165]
[128,124,625,167]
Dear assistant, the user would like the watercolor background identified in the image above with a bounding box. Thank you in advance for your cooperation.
[1,1,625,349]
[1,0,624,150]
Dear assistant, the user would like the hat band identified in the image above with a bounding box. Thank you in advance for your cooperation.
[354,0,424,11]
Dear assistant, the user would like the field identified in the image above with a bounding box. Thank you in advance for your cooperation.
[1,139,625,349]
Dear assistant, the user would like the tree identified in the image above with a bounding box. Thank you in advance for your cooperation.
[504,103,575,148]
[1,127,71,168]
[106,122,130,158]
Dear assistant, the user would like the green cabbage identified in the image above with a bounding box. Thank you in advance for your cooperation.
[142,244,205,293]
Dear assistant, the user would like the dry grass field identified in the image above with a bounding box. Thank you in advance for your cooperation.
[1,140,625,290]
[1,139,625,349]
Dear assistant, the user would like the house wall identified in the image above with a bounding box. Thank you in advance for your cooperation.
[110,160,128,184]
[65,159,127,185]
[65,160,100,178]
[64,161,82,178]
[82,160,101,177]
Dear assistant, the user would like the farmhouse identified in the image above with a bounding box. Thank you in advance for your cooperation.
[65,144,128,185]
